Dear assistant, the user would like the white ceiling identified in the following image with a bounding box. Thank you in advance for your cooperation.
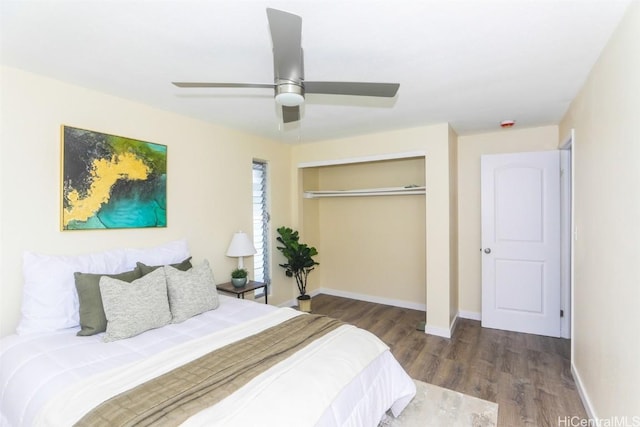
[0,0,631,143]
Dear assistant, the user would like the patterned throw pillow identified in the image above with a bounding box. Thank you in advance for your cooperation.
[99,267,171,342]
[165,260,219,324]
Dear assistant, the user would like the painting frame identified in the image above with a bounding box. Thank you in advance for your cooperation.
[61,125,167,231]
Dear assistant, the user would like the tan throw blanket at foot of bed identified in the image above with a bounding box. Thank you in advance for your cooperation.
[75,314,344,427]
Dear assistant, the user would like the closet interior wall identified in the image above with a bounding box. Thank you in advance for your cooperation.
[301,157,426,306]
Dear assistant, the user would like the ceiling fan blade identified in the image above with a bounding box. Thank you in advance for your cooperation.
[282,105,300,123]
[266,8,303,82]
[304,81,400,98]
[172,82,275,89]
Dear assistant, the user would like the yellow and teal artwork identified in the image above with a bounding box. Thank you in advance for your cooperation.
[61,126,167,230]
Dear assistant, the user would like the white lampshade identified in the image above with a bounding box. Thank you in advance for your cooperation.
[226,231,257,269]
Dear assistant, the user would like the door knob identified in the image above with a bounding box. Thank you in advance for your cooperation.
[484,248,491,254]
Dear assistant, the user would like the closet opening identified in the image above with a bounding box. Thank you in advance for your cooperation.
[298,154,427,311]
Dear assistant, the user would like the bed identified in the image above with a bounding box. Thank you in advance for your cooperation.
[0,241,415,426]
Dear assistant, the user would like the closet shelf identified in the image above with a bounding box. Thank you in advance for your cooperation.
[303,186,426,199]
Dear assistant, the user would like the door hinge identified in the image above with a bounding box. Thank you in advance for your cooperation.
[560,310,564,318]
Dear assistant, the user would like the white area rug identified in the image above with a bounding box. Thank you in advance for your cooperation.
[379,380,498,427]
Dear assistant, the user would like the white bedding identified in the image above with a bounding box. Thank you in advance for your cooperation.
[1,296,415,426]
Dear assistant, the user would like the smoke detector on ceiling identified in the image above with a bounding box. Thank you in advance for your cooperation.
[500,120,516,128]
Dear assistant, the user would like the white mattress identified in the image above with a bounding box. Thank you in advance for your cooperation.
[1,296,415,426]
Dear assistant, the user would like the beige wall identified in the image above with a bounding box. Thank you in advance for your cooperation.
[457,125,559,316]
[448,125,459,325]
[303,158,426,306]
[559,1,640,418]
[0,66,293,337]
[0,66,456,337]
[292,124,455,335]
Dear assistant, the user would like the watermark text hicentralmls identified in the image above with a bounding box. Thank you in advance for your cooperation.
[558,416,640,427]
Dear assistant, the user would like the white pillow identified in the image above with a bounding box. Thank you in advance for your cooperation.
[17,249,128,335]
[17,239,191,335]
[100,267,172,342]
[123,239,190,270]
[165,260,219,323]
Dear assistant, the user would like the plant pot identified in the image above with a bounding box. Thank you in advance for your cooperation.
[297,295,311,312]
[231,277,247,288]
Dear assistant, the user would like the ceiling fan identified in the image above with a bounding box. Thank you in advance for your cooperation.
[172,8,400,123]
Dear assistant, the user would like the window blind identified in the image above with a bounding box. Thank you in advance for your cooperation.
[252,161,270,294]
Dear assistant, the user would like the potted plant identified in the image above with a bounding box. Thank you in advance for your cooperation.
[276,226,319,312]
[231,268,248,288]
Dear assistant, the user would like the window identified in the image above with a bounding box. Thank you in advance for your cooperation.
[252,160,270,296]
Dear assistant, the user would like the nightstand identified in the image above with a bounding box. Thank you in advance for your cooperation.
[216,280,268,304]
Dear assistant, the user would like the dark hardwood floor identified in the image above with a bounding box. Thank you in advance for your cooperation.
[310,294,587,427]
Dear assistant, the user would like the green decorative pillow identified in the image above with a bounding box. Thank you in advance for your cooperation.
[136,257,192,276]
[74,268,142,336]
[165,260,219,324]
[100,267,172,342]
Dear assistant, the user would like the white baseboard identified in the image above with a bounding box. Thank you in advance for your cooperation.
[458,310,482,321]
[425,323,452,339]
[571,362,597,420]
[277,298,297,308]
[425,311,460,339]
[316,287,427,312]
[428,310,480,339]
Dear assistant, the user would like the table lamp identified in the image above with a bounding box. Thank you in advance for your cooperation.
[226,231,257,269]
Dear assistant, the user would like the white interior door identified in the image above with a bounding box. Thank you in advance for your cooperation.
[481,151,561,337]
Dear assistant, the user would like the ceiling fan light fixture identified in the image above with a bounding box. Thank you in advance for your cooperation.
[275,82,304,106]
[275,92,304,107]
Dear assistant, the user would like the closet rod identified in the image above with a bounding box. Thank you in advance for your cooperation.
[303,186,426,199]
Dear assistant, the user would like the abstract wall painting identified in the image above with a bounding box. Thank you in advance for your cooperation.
[61,126,167,230]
